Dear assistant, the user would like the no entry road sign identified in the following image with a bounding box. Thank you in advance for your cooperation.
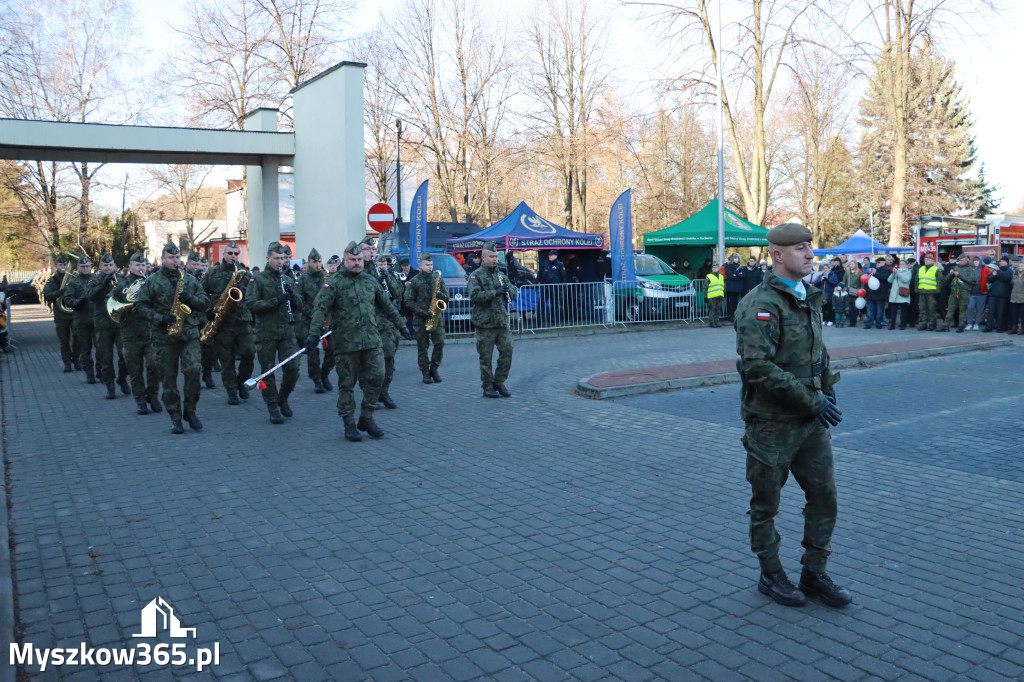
[367,203,396,232]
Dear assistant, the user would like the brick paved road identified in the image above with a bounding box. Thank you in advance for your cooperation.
[3,304,1023,681]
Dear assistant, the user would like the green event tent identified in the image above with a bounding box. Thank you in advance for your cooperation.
[643,199,769,247]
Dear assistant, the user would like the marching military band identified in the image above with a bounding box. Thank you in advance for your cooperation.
[41,238,516,436]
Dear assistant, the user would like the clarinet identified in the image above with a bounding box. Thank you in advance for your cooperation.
[280,269,295,323]
[374,260,394,300]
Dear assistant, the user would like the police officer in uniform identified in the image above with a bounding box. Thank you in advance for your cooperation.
[246,242,301,424]
[306,242,411,441]
[133,242,210,434]
[298,247,329,393]
[359,237,403,409]
[467,242,517,398]
[202,241,256,404]
[42,254,77,371]
[734,223,851,608]
[111,252,162,414]
[404,253,449,383]
[60,255,98,383]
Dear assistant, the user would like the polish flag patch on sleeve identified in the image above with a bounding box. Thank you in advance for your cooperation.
[756,311,772,321]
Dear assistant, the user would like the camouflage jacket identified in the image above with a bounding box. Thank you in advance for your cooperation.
[308,269,405,353]
[60,272,95,326]
[86,272,120,331]
[298,268,326,323]
[404,270,449,324]
[947,263,977,295]
[133,267,210,344]
[369,267,404,331]
[202,262,252,329]
[734,272,839,423]
[468,265,517,329]
[109,273,151,341]
[42,272,73,320]
[245,266,301,341]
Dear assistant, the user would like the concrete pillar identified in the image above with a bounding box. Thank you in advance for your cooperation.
[243,108,281,267]
[292,62,367,261]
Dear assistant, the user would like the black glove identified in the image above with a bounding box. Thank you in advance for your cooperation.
[377,274,387,284]
[205,310,216,321]
[416,310,432,320]
[400,328,414,341]
[282,284,292,293]
[304,334,319,351]
[160,314,176,326]
[817,393,843,428]
[495,285,510,298]
[278,293,292,305]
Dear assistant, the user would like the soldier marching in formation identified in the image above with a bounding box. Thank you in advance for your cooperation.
[297,248,329,393]
[467,242,517,398]
[201,241,255,405]
[403,252,448,384]
[60,255,98,383]
[359,237,404,409]
[86,254,131,399]
[42,255,77,371]
[111,253,162,414]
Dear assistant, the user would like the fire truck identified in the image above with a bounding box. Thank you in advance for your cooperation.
[913,214,1024,262]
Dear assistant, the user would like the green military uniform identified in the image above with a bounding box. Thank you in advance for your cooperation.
[202,257,255,402]
[60,263,96,381]
[942,261,976,331]
[298,248,327,391]
[366,251,404,401]
[133,247,210,431]
[735,224,843,595]
[85,255,129,397]
[916,262,945,330]
[186,253,216,388]
[42,261,76,370]
[110,256,161,413]
[245,245,301,421]
[319,255,341,386]
[404,266,448,380]
[467,248,517,396]
[308,244,406,436]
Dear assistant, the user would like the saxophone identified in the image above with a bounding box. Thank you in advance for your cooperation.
[424,272,447,333]
[200,267,248,343]
[167,271,191,338]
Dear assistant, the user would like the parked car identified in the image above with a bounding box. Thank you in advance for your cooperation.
[613,254,693,321]
[5,274,41,304]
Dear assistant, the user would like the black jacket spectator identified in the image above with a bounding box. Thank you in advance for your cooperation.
[987,264,1013,298]
[868,265,893,301]
[725,261,746,293]
[742,264,764,294]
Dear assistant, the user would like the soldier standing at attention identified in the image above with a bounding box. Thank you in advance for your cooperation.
[306,242,411,442]
[734,223,851,608]
[298,248,328,393]
[404,253,449,383]
[60,255,98,384]
[359,237,403,409]
[133,242,210,434]
[42,254,76,372]
[467,242,517,398]
[246,242,301,424]
[86,254,131,399]
[202,241,255,405]
[112,253,162,414]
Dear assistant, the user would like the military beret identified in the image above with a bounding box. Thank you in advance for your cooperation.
[186,251,200,262]
[358,236,376,247]
[766,223,813,246]
[129,252,146,264]
[480,242,497,253]
[344,241,360,257]
[267,241,288,256]
[327,254,341,264]
[163,242,180,255]
[55,254,68,264]
[308,247,322,262]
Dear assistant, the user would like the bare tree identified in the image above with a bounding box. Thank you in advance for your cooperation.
[147,165,216,251]
[360,30,401,204]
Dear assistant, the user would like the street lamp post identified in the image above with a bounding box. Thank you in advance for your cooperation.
[395,119,403,228]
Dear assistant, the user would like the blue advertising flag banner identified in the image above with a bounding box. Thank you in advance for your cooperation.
[609,189,635,282]
[409,180,429,266]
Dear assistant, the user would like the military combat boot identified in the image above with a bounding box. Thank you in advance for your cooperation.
[105,384,117,400]
[430,368,442,383]
[73,360,82,371]
[237,382,250,400]
[344,422,362,442]
[171,420,185,435]
[313,379,326,394]
[422,372,434,384]
[321,375,332,391]
[357,415,385,439]
[495,383,511,398]
[278,396,293,418]
[227,392,240,406]
[482,385,500,399]
[86,371,97,385]
[799,569,853,607]
[203,371,216,389]
[149,395,162,413]
[118,376,131,395]
[63,361,73,373]
[758,570,806,607]
[268,408,285,424]
[183,411,203,431]
[136,401,150,415]
[379,391,397,409]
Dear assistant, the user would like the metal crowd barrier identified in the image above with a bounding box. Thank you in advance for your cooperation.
[441,279,727,334]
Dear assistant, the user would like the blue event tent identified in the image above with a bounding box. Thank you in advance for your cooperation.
[446,201,604,252]
[813,229,913,256]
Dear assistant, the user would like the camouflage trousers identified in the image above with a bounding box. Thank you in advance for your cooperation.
[122,336,160,404]
[378,323,399,394]
[321,339,336,382]
[414,323,444,373]
[335,347,383,424]
[944,292,969,329]
[210,324,255,397]
[152,339,201,421]
[475,327,513,390]
[256,334,299,410]
[707,297,724,326]
[201,340,216,375]
[742,418,837,574]
[918,292,939,327]
[72,319,95,374]
[54,317,74,363]
[94,327,127,388]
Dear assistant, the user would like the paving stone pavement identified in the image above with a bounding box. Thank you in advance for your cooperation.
[2,303,1023,681]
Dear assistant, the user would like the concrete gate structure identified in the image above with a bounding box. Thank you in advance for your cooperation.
[0,61,367,264]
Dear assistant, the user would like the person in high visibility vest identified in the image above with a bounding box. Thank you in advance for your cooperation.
[706,262,726,328]
[916,254,945,331]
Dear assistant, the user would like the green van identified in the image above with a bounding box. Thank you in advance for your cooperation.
[614,253,694,321]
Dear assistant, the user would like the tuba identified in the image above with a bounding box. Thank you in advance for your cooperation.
[200,267,248,342]
[424,272,447,333]
[56,252,81,314]
[167,270,191,338]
